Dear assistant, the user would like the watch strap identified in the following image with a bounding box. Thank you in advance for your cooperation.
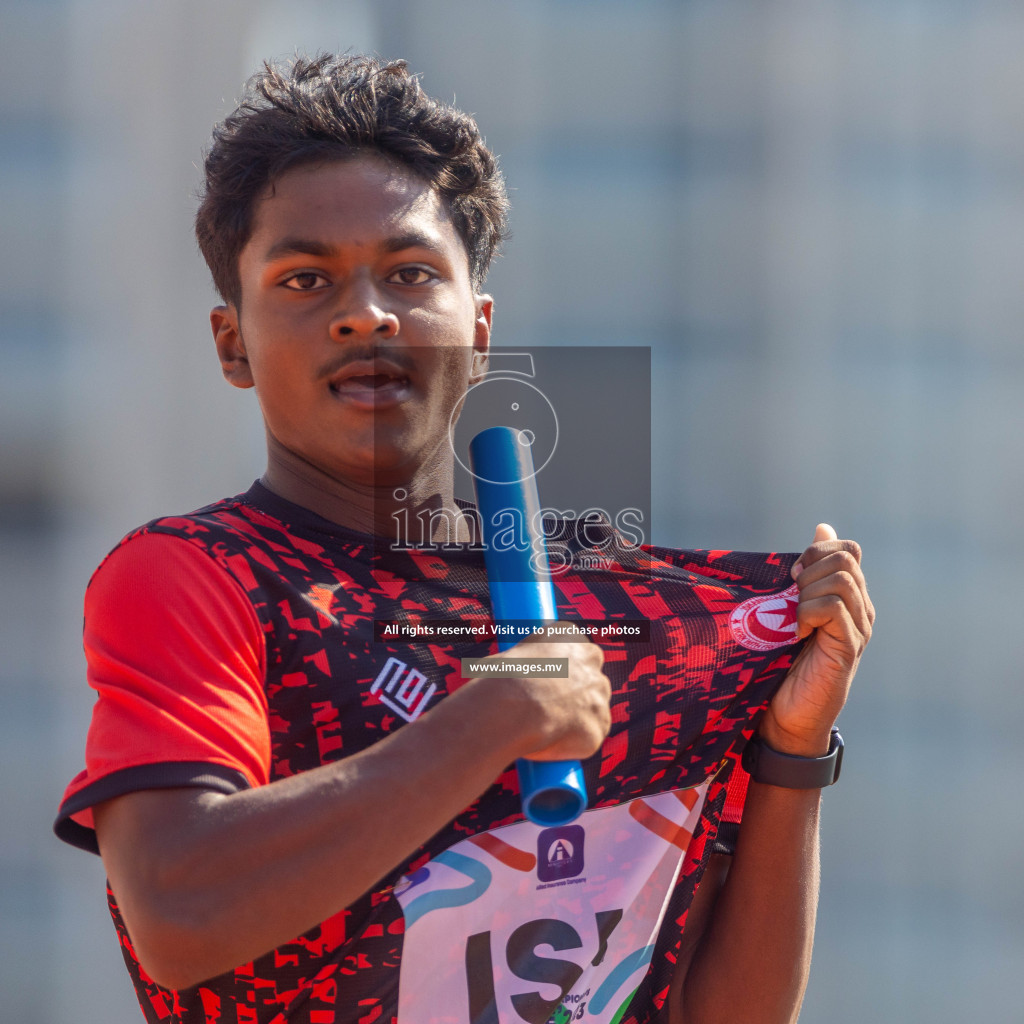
[741,727,844,789]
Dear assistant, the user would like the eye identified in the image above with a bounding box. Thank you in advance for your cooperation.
[282,271,330,291]
[388,266,435,286]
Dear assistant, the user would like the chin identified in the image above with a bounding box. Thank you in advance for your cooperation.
[331,447,421,489]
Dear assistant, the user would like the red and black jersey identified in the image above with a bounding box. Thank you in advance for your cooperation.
[55,481,804,1024]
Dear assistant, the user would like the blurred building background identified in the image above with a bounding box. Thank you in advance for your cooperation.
[2,1,1022,1021]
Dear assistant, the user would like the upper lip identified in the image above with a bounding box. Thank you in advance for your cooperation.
[326,357,413,389]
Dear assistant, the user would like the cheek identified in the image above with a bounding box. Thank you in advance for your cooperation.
[433,348,477,408]
[237,320,294,387]
[405,295,478,337]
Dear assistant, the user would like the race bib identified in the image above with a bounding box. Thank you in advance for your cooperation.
[394,784,709,1023]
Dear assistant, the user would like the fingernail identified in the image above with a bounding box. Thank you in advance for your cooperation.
[791,561,804,579]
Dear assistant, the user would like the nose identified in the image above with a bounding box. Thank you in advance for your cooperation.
[329,275,399,341]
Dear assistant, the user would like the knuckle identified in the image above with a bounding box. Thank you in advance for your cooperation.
[802,593,843,614]
[835,550,858,573]
[834,569,856,591]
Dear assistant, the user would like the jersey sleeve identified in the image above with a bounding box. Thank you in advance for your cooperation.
[54,530,270,854]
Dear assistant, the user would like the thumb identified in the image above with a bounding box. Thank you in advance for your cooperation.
[813,522,838,543]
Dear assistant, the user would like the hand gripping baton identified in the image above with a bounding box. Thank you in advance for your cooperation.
[469,425,588,826]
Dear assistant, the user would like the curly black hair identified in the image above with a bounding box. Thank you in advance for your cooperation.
[196,54,509,307]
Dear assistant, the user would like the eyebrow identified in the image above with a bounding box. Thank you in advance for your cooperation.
[262,232,449,262]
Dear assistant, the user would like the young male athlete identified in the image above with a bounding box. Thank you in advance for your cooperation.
[56,56,873,1024]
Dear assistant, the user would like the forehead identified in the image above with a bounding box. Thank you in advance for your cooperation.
[244,155,462,259]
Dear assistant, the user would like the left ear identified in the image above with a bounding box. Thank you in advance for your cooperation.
[471,294,493,382]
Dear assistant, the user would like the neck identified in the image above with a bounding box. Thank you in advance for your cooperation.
[260,433,473,542]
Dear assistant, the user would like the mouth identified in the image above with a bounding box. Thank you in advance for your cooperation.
[328,362,414,409]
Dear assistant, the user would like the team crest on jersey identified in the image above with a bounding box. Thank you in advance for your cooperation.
[729,584,800,651]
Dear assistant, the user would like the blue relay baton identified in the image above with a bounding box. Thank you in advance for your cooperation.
[469,425,588,827]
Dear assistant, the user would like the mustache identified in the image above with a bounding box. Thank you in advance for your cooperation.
[316,347,418,382]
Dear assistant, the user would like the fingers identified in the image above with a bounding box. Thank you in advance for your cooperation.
[790,525,874,644]
[499,627,612,761]
[791,532,862,579]
[794,549,872,620]
[813,522,838,543]
[528,666,612,761]
[795,574,872,645]
[791,524,866,609]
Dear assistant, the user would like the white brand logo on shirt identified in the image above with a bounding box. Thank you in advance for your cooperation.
[371,656,437,722]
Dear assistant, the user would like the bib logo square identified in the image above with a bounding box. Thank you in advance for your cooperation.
[537,825,585,882]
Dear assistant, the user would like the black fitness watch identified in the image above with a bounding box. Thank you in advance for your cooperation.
[741,727,844,789]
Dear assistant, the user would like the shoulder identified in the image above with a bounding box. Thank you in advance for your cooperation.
[88,491,287,597]
[84,527,265,667]
[84,494,277,639]
[130,492,268,553]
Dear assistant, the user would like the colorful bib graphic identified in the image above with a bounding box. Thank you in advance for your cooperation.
[394,785,710,1024]
[729,583,800,651]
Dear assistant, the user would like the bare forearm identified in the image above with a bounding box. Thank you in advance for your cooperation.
[670,524,872,1023]
[674,782,821,1024]
[97,683,530,988]
[95,636,611,990]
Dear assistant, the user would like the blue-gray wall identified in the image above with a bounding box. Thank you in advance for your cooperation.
[2,2,1021,1021]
